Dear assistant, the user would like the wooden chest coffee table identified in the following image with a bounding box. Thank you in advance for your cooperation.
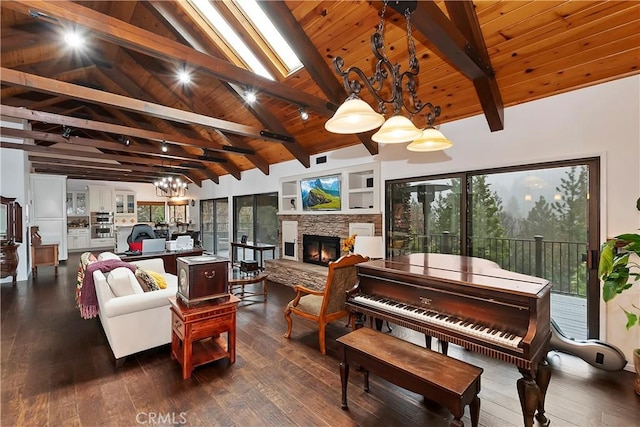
[169,295,240,379]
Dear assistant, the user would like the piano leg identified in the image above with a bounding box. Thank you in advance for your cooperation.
[425,335,432,349]
[424,335,449,355]
[534,359,552,426]
[516,370,539,427]
[440,341,449,356]
[517,364,551,427]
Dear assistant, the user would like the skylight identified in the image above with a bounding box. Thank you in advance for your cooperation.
[234,0,303,74]
[190,0,274,80]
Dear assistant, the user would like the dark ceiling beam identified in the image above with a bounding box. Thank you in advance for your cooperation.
[258,1,379,155]
[388,0,504,131]
[0,67,293,144]
[0,127,228,165]
[31,166,158,183]
[98,56,243,180]
[30,162,166,182]
[2,0,337,117]
[444,0,504,131]
[0,141,203,175]
[228,86,309,168]
[27,155,185,176]
[0,104,249,155]
[90,67,225,182]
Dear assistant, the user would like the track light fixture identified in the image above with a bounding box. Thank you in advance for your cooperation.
[118,135,131,146]
[325,1,453,151]
[161,141,168,153]
[299,107,309,121]
[61,126,72,139]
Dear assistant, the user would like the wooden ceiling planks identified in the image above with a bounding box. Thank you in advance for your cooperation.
[1,0,638,184]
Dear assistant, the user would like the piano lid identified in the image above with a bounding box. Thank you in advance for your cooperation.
[358,253,550,298]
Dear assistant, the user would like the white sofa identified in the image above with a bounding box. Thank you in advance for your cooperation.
[93,258,177,365]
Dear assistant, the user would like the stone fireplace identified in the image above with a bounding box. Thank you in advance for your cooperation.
[302,234,340,266]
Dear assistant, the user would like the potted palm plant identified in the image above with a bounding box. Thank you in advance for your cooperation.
[599,233,640,395]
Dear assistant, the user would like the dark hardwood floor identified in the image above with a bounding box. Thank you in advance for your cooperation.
[2,252,639,426]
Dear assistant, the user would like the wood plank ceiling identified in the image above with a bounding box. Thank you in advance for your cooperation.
[1,1,638,186]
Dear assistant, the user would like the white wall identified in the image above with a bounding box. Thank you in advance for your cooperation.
[1,117,30,282]
[192,75,640,364]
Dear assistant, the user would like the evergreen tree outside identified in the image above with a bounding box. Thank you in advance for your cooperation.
[469,175,506,262]
[551,166,588,295]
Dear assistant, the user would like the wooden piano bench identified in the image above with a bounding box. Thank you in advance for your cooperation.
[337,327,483,427]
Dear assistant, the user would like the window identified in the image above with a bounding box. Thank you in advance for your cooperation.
[137,201,165,224]
[233,192,278,259]
[200,198,229,255]
[386,158,600,340]
[168,202,188,225]
[185,0,302,79]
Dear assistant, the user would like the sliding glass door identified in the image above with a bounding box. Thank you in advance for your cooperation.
[386,158,600,339]
[200,198,229,256]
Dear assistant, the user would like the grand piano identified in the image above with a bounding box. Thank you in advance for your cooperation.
[346,253,552,427]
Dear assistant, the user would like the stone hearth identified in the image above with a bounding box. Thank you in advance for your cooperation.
[265,259,328,291]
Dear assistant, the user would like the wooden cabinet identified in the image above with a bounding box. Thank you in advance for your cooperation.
[114,191,136,226]
[0,244,19,283]
[88,185,114,212]
[31,243,58,277]
[169,295,239,379]
[66,191,87,216]
[176,255,229,304]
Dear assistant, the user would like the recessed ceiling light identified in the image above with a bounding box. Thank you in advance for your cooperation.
[64,30,84,48]
[178,70,191,84]
[245,91,257,104]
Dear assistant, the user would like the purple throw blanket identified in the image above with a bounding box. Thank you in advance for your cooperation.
[78,259,136,319]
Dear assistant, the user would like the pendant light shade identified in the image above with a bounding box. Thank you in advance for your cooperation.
[406,127,454,152]
[325,98,385,134]
[372,115,422,144]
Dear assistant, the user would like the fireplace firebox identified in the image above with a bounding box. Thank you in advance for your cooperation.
[302,234,340,266]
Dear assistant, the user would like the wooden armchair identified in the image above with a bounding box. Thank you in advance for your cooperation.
[284,254,368,355]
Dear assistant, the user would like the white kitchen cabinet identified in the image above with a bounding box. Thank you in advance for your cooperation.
[114,191,137,226]
[67,229,90,251]
[88,185,114,213]
[66,191,87,216]
[91,237,114,249]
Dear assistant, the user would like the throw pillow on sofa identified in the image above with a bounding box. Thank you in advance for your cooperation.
[135,269,161,292]
[107,267,144,297]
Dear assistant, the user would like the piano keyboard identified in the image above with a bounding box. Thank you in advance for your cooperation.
[351,294,523,349]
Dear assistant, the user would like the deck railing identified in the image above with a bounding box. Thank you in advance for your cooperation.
[405,233,588,297]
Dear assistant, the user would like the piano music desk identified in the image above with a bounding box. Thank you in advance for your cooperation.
[337,327,483,427]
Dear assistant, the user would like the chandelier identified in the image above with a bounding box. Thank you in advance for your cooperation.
[154,176,188,198]
[325,1,453,151]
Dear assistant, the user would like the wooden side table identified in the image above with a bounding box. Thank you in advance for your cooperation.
[169,295,240,379]
[31,243,59,277]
